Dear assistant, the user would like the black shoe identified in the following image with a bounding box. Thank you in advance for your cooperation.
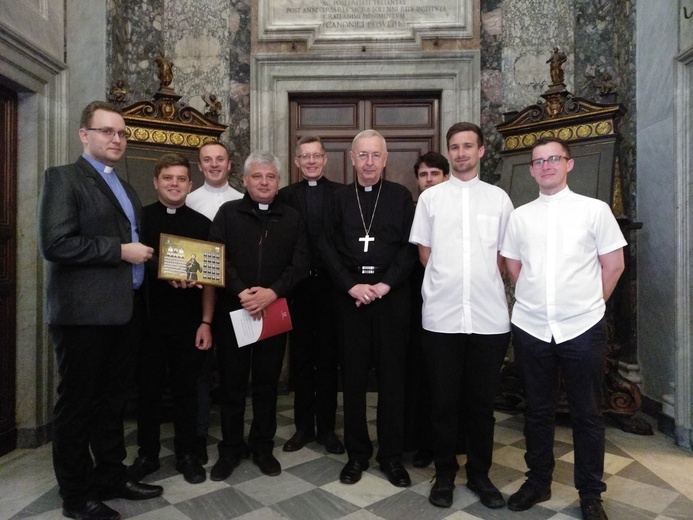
[507,481,551,511]
[379,461,411,487]
[429,473,455,508]
[317,432,345,454]
[412,448,433,468]
[195,435,209,465]
[62,499,121,520]
[97,480,163,501]
[581,498,608,520]
[176,454,206,484]
[282,430,316,452]
[340,460,369,484]
[126,456,160,482]
[252,453,281,476]
[210,456,241,481]
[466,476,506,509]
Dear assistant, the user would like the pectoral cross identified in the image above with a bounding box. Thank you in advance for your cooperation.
[359,234,375,252]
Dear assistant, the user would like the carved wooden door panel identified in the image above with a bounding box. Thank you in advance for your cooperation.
[0,85,17,456]
[289,93,440,200]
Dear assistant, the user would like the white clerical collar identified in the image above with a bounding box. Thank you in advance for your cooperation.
[450,174,479,187]
[203,182,230,193]
[307,180,318,187]
[539,186,571,203]
[258,203,269,211]
[167,207,177,214]
[103,166,114,174]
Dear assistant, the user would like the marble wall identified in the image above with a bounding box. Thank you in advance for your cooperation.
[637,0,688,438]
[107,0,250,187]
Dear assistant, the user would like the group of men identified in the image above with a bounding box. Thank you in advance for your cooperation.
[38,100,624,520]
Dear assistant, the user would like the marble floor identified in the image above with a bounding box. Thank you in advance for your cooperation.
[2,393,693,520]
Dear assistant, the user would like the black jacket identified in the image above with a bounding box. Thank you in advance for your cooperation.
[209,194,309,311]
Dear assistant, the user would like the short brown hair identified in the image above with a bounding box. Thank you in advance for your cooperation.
[198,141,231,161]
[446,122,484,148]
[531,136,571,158]
[154,153,190,179]
[80,101,123,128]
[295,135,325,157]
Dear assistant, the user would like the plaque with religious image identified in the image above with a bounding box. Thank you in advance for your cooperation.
[158,233,225,287]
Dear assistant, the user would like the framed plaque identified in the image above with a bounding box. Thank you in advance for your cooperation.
[158,233,225,287]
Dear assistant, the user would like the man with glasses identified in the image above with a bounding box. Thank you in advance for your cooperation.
[320,130,417,488]
[38,101,162,520]
[501,136,626,520]
[278,136,344,455]
[410,123,513,509]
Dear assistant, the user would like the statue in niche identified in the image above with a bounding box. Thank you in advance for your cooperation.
[202,93,222,121]
[108,79,130,105]
[155,51,174,89]
[547,46,567,85]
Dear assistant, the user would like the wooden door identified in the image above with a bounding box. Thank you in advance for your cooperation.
[0,85,17,456]
[289,93,440,200]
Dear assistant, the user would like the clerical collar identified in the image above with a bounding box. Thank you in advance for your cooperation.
[307,180,318,187]
[450,174,480,188]
[82,153,114,175]
[357,179,381,192]
[258,203,269,211]
[539,185,571,203]
[167,207,177,214]
[203,182,231,193]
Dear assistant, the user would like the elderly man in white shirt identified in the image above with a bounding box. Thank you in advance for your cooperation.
[410,123,513,510]
[501,136,626,520]
[186,141,243,220]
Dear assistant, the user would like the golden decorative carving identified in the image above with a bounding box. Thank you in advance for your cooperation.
[125,125,222,149]
[503,119,618,150]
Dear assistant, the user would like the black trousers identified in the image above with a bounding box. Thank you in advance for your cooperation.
[423,330,509,476]
[289,274,339,437]
[335,281,409,464]
[215,309,286,459]
[50,295,142,507]
[513,320,607,499]
[135,328,206,460]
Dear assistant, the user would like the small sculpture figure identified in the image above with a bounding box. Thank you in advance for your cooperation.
[202,93,222,121]
[595,71,615,96]
[155,51,174,88]
[547,46,567,85]
[108,79,130,105]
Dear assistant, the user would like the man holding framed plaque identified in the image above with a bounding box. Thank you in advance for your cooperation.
[128,153,215,486]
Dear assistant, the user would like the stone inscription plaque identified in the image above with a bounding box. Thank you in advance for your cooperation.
[258,0,471,48]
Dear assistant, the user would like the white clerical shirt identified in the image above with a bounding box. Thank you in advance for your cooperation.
[500,187,627,344]
[186,182,243,220]
[409,175,513,334]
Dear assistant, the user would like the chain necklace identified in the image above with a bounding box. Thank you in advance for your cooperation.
[354,179,382,252]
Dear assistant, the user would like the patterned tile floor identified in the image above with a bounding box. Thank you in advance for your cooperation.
[2,393,692,519]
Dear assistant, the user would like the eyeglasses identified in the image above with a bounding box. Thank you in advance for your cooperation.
[297,153,326,161]
[529,155,569,168]
[86,127,128,139]
[354,152,383,162]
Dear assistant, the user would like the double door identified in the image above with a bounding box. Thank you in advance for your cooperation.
[289,93,441,200]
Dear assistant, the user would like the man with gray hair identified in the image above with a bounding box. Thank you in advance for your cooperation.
[320,130,417,487]
[208,151,309,480]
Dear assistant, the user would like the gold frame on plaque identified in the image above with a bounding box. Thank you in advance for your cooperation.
[158,233,225,287]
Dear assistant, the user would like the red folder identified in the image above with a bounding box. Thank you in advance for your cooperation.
[229,297,293,347]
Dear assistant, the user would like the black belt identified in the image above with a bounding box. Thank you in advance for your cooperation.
[348,265,386,274]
